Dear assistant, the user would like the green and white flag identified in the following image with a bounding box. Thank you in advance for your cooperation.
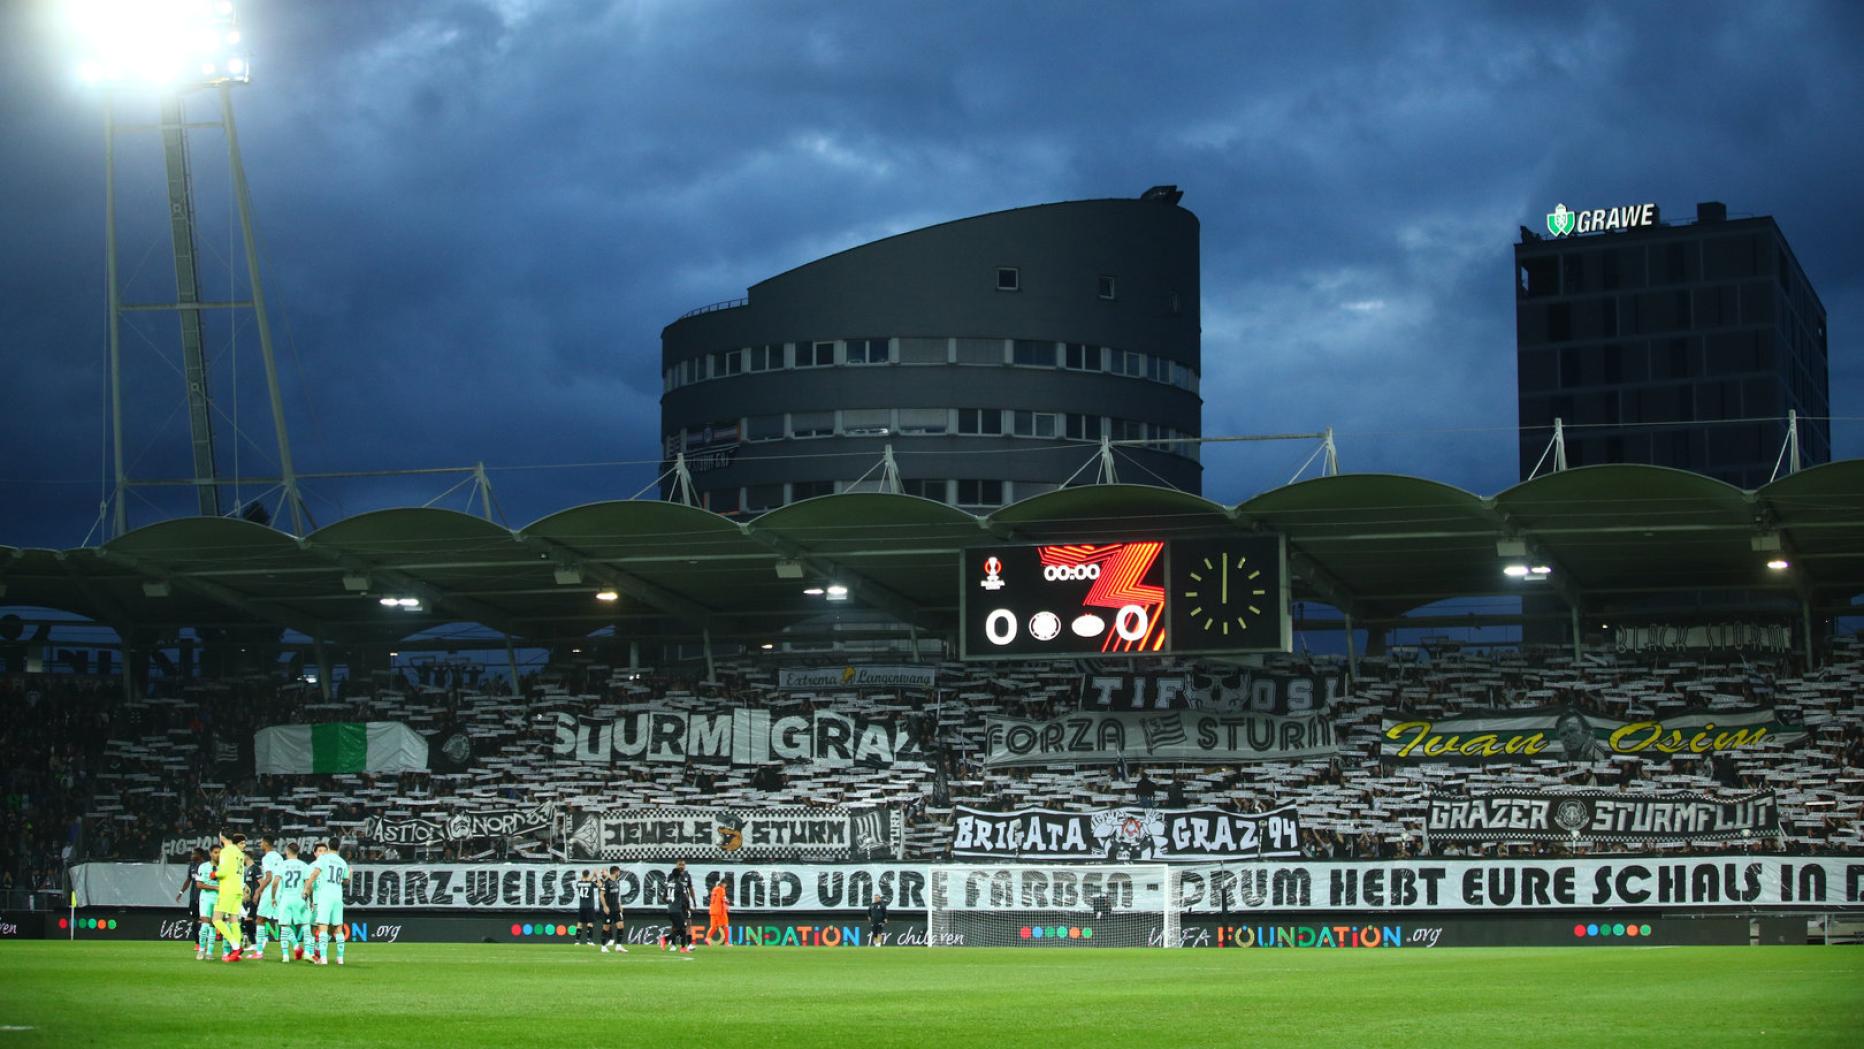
[254,722,429,775]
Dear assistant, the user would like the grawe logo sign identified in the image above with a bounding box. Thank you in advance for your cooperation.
[1546,202,1658,237]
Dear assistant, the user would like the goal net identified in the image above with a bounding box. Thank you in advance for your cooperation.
[926,864,1179,947]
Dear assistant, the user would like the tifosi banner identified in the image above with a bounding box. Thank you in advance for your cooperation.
[549,709,928,768]
[982,711,1336,767]
[1079,669,1341,713]
[362,804,558,847]
[950,805,1302,861]
[566,806,901,862]
[1380,706,1806,763]
[777,665,937,691]
[1427,791,1780,844]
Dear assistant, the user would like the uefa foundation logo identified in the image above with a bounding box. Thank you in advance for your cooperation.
[1547,203,1577,237]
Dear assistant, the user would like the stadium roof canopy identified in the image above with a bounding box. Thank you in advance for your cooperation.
[1,461,1860,645]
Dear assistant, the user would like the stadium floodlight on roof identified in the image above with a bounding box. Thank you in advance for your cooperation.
[66,0,251,89]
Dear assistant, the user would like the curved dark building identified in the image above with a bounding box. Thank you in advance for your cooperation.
[659,187,1202,511]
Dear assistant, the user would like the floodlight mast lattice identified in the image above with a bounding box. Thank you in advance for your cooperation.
[74,0,309,537]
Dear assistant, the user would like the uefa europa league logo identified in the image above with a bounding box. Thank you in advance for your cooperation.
[1546,203,1577,237]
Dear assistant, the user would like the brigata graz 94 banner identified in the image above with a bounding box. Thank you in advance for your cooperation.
[983,710,1336,766]
[949,805,1302,861]
[566,807,901,862]
[362,804,558,847]
[549,709,927,768]
[1380,706,1806,763]
[1427,791,1779,844]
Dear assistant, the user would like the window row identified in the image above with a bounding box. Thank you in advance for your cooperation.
[664,337,1198,393]
[993,267,1121,302]
[667,408,1200,459]
[698,477,1061,514]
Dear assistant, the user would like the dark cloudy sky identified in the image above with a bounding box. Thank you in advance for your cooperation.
[2,0,1859,550]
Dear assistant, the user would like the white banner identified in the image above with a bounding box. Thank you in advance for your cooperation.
[983,710,1337,767]
[567,806,901,861]
[950,805,1302,861]
[777,665,938,690]
[550,709,928,768]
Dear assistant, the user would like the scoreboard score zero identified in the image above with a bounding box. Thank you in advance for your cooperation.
[959,536,1290,659]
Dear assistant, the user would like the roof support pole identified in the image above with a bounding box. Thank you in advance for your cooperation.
[702,626,717,682]
[314,640,333,701]
[1801,597,1816,670]
[1771,410,1801,482]
[1570,605,1582,662]
[504,636,522,696]
[1342,610,1359,680]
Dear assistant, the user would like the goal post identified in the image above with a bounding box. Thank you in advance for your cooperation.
[926,864,1180,947]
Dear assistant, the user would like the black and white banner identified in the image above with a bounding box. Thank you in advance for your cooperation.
[1613,623,1792,653]
[983,711,1337,767]
[549,709,928,768]
[950,805,1302,861]
[1080,669,1342,714]
[776,665,937,691]
[362,804,559,847]
[159,833,322,863]
[1381,706,1807,763]
[566,806,901,862]
[69,856,1864,913]
[1426,791,1779,844]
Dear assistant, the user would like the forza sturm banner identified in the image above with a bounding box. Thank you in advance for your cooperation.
[361,804,559,847]
[1380,706,1806,763]
[69,856,1864,913]
[982,710,1336,767]
[566,806,902,862]
[949,805,1302,861]
[549,709,927,768]
[1426,791,1780,844]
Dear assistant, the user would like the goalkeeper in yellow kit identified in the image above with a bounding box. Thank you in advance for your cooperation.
[210,832,250,962]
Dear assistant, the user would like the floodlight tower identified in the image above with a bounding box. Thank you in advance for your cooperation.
[71,0,309,536]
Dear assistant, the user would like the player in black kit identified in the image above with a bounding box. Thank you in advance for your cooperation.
[600,867,628,953]
[665,859,696,953]
[575,870,597,945]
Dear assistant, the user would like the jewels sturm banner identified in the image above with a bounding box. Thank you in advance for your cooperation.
[549,709,928,768]
[361,804,559,847]
[949,805,1303,861]
[566,806,902,862]
[776,666,938,691]
[1079,669,1342,714]
[1426,791,1781,844]
[982,710,1337,767]
[1380,706,1807,763]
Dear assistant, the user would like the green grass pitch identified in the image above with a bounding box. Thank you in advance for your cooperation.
[1,942,1859,1048]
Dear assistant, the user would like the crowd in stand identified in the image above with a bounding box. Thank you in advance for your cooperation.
[2,635,1860,884]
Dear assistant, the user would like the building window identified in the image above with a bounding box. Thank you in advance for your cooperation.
[717,349,744,376]
[845,338,889,365]
[1012,340,1055,367]
[789,480,835,502]
[897,337,948,365]
[842,408,891,435]
[1170,362,1194,390]
[747,344,783,372]
[996,267,1020,292]
[790,411,834,438]
[954,338,1004,365]
[798,341,835,368]
[1012,410,1060,438]
[1064,343,1102,371]
[1114,350,1146,377]
[901,479,947,502]
[896,408,950,435]
[1148,355,1170,384]
[1065,413,1102,440]
[957,408,1003,435]
[955,479,1005,507]
[745,414,785,441]
[1098,275,1116,300]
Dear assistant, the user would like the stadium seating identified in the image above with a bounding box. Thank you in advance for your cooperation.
[3,637,1860,875]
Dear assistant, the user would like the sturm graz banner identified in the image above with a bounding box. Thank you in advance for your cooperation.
[1079,669,1342,714]
[549,709,927,768]
[1426,791,1780,844]
[361,804,558,847]
[983,710,1336,767]
[566,806,901,862]
[949,805,1302,861]
[776,665,937,691]
[1380,706,1807,763]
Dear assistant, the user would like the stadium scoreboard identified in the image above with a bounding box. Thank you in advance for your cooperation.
[960,536,1289,659]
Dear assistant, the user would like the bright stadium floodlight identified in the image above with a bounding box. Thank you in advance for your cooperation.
[1501,564,1530,578]
[65,0,252,89]
[1766,558,1790,571]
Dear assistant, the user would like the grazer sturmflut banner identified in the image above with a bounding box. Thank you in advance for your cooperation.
[69,856,1864,913]
[1427,791,1780,844]
[1380,706,1806,763]
[776,665,937,691]
[1078,669,1341,714]
[982,710,1336,767]
[362,804,559,847]
[549,709,928,768]
[950,805,1302,861]
[567,806,902,862]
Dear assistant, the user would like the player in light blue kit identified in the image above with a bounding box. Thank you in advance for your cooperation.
[276,842,314,962]
[305,839,351,966]
[194,844,220,960]
[251,837,283,960]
